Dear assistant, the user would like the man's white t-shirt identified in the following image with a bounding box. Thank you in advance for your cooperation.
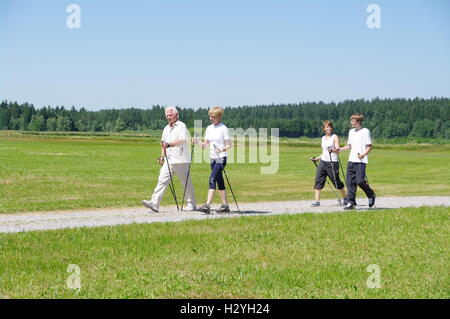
[347,128,372,164]
[204,123,231,159]
[162,120,190,164]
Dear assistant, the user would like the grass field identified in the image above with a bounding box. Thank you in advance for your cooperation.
[0,206,448,298]
[1,131,449,214]
[0,132,449,299]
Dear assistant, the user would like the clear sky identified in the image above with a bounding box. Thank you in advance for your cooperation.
[0,0,449,110]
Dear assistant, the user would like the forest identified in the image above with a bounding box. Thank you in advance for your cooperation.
[0,98,448,138]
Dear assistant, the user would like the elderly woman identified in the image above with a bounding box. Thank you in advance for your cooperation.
[195,106,232,214]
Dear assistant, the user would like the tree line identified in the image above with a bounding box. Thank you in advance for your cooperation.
[0,98,449,139]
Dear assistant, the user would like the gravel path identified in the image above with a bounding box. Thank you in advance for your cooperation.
[1,196,449,234]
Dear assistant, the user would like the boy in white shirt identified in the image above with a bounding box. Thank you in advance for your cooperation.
[337,113,376,210]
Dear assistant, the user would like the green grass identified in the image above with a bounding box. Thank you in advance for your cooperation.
[1,132,450,214]
[0,131,448,299]
[0,206,448,298]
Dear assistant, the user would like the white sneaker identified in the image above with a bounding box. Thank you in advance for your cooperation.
[142,200,159,213]
[184,203,197,211]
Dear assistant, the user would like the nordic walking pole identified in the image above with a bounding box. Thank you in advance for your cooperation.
[181,136,195,211]
[328,148,342,205]
[213,144,240,212]
[164,149,178,211]
[336,153,348,189]
[162,141,179,212]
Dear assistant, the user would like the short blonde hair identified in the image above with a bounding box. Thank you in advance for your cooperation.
[350,113,364,123]
[208,106,224,119]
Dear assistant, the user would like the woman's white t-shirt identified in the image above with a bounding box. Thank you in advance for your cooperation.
[321,134,338,162]
[204,123,231,159]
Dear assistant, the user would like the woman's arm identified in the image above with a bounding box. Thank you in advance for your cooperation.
[220,139,232,152]
[334,135,340,149]
[332,135,340,153]
[202,139,210,148]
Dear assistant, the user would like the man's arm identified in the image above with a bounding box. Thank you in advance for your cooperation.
[162,139,186,148]
[156,142,166,166]
[358,145,372,159]
[337,144,351,153]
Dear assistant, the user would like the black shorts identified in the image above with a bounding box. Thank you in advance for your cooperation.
[314,160,345,190]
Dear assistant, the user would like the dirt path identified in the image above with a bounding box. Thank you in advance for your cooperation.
[1,196,449,233]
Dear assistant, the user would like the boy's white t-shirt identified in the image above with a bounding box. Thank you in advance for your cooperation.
[347,128,372,164]
[204,123,231,159]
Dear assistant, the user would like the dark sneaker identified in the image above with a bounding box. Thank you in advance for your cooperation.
[343,198,349,205]
[217,204,230,213]
[311,201,320,207]
[142,200,159,213]
[369,194,376,208]
[343,202,355,210]
[198,204,211,214]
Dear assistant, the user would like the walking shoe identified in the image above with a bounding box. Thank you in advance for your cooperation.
[197,204,211,214]
[184,203,197,211]
[311,201,320,207]
[142,200,159,213]
[368,194,376,208]
[343,198,349,205]
[343,202,355,210]
[217,204,230,213]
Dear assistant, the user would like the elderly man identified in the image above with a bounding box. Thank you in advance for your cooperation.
[142,107,197,212]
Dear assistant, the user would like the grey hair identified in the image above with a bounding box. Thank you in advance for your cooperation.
[165,106,178,114]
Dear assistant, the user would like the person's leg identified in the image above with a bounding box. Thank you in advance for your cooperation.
[216,158,231,211]
[325,161,346,205]
[150,163,171,208]
[201,159,220,208]
[218,190,228,204]
[215,158,226,191]
[314,189,321,202]
[206,189,215,205]
[325,161,339,189]
[313,161,327,205]
[355,163,375,198]
[346,162,357,206]
[198,162,217,213]
[208,160,222,190]
[331,162,347,200]
[173,163,196,207]
[206,160,219,205]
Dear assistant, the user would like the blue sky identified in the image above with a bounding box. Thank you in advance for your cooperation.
[0,0,449,110]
